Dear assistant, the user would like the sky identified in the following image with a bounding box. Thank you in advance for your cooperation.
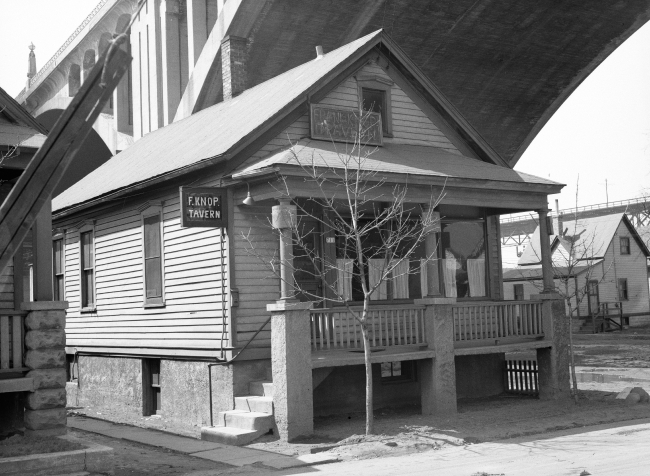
[1,1,650,212]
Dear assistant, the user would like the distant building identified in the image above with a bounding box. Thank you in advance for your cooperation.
[504,213,650,328]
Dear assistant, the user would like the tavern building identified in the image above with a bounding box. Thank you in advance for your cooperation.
[52,31,569,442]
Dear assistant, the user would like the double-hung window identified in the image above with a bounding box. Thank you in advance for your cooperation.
[143,210,164,306]
[620,237,630,255]
[80,230,95,310]
[52,237,64,301]
[618,278,629,301]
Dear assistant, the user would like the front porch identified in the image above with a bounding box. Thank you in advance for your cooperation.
[310,299,551,368]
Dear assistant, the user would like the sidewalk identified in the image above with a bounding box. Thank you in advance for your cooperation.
[67,415,337,470]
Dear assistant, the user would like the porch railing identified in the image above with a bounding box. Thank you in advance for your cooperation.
[310,305,426,352]
[452,301,544,343]
[0,312,26,371]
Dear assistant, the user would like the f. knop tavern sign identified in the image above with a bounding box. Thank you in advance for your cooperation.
[180,186,228,228]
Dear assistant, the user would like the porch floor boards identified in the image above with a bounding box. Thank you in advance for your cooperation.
[454,339,551,356]
[311,345,434,368]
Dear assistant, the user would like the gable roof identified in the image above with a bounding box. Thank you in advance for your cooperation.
[53,30,513,215]
[518,213,650,266]
[233,139,559,188]
[0,86,47,150]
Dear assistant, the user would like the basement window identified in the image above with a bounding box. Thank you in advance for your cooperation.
[143,359,162,416]
[380,361,415,383]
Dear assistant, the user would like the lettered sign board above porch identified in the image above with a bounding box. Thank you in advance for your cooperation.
[180,187,227,228]
[310,105,382,146]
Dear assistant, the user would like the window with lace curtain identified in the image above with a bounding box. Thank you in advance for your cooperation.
[335,219,425,302]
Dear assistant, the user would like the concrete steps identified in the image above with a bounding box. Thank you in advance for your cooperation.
[201,379,275,446]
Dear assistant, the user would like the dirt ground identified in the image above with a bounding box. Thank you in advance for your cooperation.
[68,326,650,469]
[246,326,650,462]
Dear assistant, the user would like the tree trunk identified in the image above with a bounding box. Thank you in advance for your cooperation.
[360,294,374,435]
[568,302,579,403]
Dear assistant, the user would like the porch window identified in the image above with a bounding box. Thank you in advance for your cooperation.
[440,220,486,298]
[335,220,425,302]
[52,238,64,301]
[80,230,95,310]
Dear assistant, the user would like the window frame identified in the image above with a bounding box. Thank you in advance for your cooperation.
[380,360,416,383]
[78,222,96,312]
[141,203,165,308]
[357,73,393,137]
[618,278,629,301]
[52,231,65,302]
[619,236,631,255]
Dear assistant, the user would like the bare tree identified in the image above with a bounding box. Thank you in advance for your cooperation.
[242,110,443,435]
[514,179,613,402]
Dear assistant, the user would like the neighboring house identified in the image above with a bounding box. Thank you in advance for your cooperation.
[504,213,650,327]
[0,85,48,436]
[50,32,568,442]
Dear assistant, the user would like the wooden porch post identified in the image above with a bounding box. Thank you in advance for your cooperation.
[422,204,441,297]
[32,200,53,302]
[538,208,555,293]
[272,199,296,301]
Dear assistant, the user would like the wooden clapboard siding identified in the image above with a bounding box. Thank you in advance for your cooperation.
[58,191,231,357]
[233,202,278,348]
[320,63,460,152]
[0,262,14,310]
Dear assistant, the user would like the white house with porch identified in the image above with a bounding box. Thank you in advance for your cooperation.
[48,31,569,442]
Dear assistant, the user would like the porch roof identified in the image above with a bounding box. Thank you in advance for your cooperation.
[233,139,562,188]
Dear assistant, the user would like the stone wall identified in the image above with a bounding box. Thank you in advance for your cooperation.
[23,302,68,437]
[73,355,144,420]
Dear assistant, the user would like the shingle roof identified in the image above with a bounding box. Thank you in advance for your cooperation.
[233,139,560,186]
[53,31,384,212]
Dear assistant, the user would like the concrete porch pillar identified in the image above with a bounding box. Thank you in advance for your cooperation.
[22,301,68,437]
[532,293,570,399]
[267,300,313,441]
[415,297,457,415]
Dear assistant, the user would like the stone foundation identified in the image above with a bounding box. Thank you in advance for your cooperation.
[68,354,270,432]
[22,301,68,437]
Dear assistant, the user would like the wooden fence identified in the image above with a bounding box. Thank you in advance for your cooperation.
[0,312,26,371]
[310,305,426,352]
[452,301,544,343]
[504,359,539,395]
